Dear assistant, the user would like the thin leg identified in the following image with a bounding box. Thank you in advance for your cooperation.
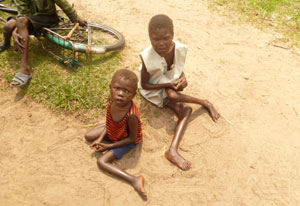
[166,88,220,121]
[165,100,192,171]
[14,17,31,77]
[97,151,147,200]
[0,19,16,46]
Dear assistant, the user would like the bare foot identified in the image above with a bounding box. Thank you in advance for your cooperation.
[132,176,147,201]
[206,104,220,122]
[165,149,191,171]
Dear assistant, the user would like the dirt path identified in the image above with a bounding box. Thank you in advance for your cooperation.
[1,0,300,205]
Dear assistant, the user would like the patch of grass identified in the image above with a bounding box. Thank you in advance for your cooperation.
[0,6,122,112]
[209,0,300,47]
[0,38,121,111]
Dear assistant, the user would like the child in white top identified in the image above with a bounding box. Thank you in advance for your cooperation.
[139,14,220,171]
[139,40,187,107]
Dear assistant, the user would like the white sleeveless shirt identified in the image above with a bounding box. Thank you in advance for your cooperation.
[138,40,188,107]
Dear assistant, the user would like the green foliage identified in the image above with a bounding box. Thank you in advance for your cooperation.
[0,2,122,112]
[0,34,121,111]
[210,0,300,47]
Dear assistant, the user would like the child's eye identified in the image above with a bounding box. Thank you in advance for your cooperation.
[125,90,130,94]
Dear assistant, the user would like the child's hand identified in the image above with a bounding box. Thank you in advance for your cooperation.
[97,143,111,152]
[91,142,101,152]
[12,29,25,53]
[176,76,187,91]
[169,81,179,90]
[169,77,187,91]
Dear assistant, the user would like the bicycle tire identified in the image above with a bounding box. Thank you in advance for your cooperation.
[0,3,17,15]
[44,22,125,54]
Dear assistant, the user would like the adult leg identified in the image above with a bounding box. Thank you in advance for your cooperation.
[11,17,31,86]
[166,88,220,121]
[85,123,105,142]
[0,19,16,50]
[97,151,147,200]
[165,100,192,171]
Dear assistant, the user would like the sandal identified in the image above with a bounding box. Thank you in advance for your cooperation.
[11,73,32,87]
[0,44,11,53]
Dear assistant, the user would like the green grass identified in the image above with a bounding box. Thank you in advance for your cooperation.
[209,0,300,47]
[0,4,122,112]
[0,37,121,111]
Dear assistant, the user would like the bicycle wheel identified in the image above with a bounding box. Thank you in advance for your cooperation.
[0,3,17,15]
[43,22,125,54]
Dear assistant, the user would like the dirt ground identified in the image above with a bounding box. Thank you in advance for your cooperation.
[1,0,300,205]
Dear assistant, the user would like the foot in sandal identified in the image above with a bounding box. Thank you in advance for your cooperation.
[11,73,32,87]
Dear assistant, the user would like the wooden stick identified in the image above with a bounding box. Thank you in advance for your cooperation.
[66,23,79,40]
[87,25,92,46]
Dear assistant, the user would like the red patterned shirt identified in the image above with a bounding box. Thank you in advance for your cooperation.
[106,101,142,144]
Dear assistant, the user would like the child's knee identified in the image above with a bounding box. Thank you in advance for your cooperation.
[184,106,192,116]
[177,104,192,119]
[84,133,92,142]
[166,90,179,102]
[179,105,192,119]
[97,157,106,169]
[16,17,29,28]
[4,21,15,32]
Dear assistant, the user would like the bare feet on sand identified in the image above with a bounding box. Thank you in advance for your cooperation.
[165,149,191,171]
[206,103,220,122]
[133,176,147,201]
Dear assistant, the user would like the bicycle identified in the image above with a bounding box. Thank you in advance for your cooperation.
[0,2,125,69]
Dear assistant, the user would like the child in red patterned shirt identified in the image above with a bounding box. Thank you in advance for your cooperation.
[85,69,147,201]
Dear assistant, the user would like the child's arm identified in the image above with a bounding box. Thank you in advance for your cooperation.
[97,116,139,152]
[140,56,178,91]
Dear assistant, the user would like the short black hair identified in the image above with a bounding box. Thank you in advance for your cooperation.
[148,14,174,36]
[111,69,138,91]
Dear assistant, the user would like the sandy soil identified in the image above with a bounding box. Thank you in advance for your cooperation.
[1,0,300,205]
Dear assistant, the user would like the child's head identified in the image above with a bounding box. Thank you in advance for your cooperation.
[148,14,174,36]
[110,69,138,106]
[148,14,174,56]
